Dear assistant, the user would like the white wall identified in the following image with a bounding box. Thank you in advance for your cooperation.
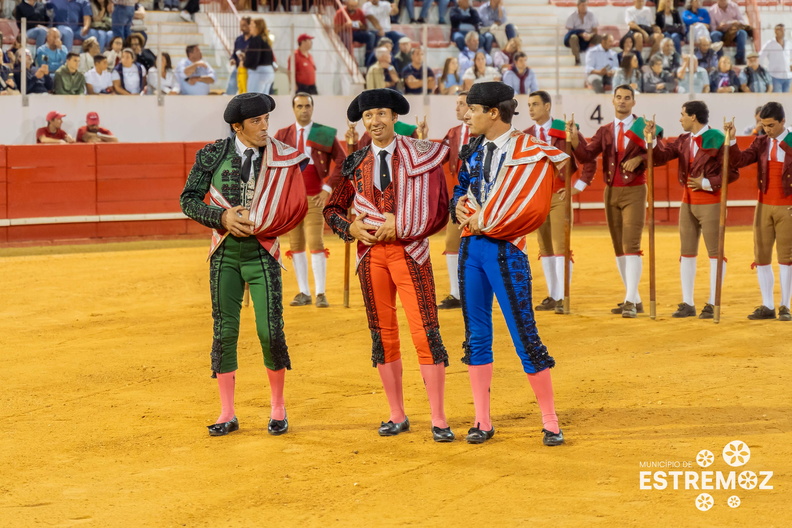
[3,92,791,145]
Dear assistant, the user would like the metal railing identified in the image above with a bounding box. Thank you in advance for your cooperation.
[314,0,364,83]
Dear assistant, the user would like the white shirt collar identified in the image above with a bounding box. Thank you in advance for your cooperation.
[615,115,634,128]
[539,117,553,133]
[484,128,515,150]
[296,121,313,134]
[692,124,710,138]
[370,137,397,158]
[234,135,261,159]
[773,129,789,144]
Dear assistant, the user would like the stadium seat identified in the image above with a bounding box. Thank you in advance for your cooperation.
[550,0,578,7]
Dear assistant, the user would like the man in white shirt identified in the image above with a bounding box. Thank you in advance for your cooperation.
[565,0,600,66]
[759,24,792,94]
[585,33,619,93]
[362,0,405,46]
[111,48,146,95]
[176,45,216,96]
[624,0,654,55]
[84,55,113,94]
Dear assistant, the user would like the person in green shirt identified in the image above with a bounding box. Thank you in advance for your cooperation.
[54,52,86,95]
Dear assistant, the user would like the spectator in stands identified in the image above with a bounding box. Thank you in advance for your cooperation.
[180,0,201,23]
[624,0,654,56]
[147,52,180,94]
[78,37,100,73]
[612,52,642,93]
[131,3,148,43]
[437,56,461,94]
[36,111,75,144]
[85,54,113,93]
[739,52,772,93]
[127,33,156,71]
[402,46,436,94]
[36,29,69,75]
[618,34,644,70]
[365,37,393,67]
[54,52,86,94]
[493,36,521,72]
[450,0,482,53]
[458,31,492,75]
[112,0,137,42]
[105,36,123,68]
[759,24,792,94]
[682,0,712,44]
[694,36,719,74]
[49,0,103,51]
[585,33,618,93]
[395,0,418,24]
[227,16,251,95]
[89,0,113,51]
[335,0,376,64]
[708,0,749,65]
[112,48,146,94]
[392,36,413,76]
[708,55,740,93]
[245,19,275,94]
[653,37,681,74]
[15,0,51,49]
[0,62,20,95]
[462,50,501,90]
[4,35,24,67]
[742,106,765,135]
[564,0,599,67]
[363,0,406,48]
[676,53,709,93]
[291,34,318,94]
[76,112,118,142]
[502,52,536,95]
[643,56,676,93]
[477,0,517,54]
[15,49,53,94]
[654,0,684,54]
[365,46,399,89]
[176,44,216,95]
[416,0,448,24]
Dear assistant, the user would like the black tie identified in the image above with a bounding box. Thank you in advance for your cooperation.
[241,148,254,183]
[482,142,497,183]
[379,150,391,190]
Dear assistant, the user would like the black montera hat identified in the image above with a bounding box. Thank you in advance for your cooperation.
[224,93,276,124]
[466,82,515,108]
[347,89,410,122]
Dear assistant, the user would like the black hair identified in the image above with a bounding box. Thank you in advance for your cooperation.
[529,90,551,105]
[682,100,709,125]
[66,52,80,61]
[482,99,519,124]
[613,84,635,96]
[760,102,785,122]
[292,92,314,107]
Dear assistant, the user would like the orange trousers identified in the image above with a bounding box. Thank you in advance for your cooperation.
[357,242,448,367]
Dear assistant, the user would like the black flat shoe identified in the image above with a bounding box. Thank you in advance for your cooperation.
[432,426,455,442]
[207,416,239,437]
[268,415,289,436]
[465,423,495,444]
[378,416,410,436]
[542,428,565,446]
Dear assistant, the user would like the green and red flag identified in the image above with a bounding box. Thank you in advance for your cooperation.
[547,118,577,139]
[394,121,418,137]
[782,131,792,149]
[625,117,663,149]
[700,128,725,150]
[306,123,338,153]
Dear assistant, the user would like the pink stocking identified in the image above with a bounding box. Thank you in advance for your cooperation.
[377,359,406,423]
[216,371,236,424]
[266,368,286,421]
[527,368,559,434]
[419,363,448,429]
[468,363,493,431]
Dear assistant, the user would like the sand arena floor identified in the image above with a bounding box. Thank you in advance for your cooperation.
[1,226,790,527]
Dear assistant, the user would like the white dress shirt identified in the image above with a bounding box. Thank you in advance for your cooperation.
[370,138,397,191]
[480,127,514,200]
[235,135,261,182]
[759,38,792,80]
[769,129,788,163]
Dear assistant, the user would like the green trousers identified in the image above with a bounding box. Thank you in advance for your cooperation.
[209,235,290,373]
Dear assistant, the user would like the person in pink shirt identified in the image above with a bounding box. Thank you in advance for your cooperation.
[708,0,751,65]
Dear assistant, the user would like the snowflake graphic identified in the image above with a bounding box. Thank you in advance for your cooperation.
[738,471,758,490]
[696,449,714,468]
[722,440,751,467]
[727,496,741,508]
[695,493,714,511]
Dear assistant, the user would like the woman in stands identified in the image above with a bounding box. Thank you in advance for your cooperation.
[105,36,124,68]
[462,50,501,90]
[493,36,522,72]
[654,0,685,54]
[612,52,643,92]
[244,18,276,95]
[79,37,100,74]
[438,57,461,94]
[618,33,644,69]
[146,52,180,95]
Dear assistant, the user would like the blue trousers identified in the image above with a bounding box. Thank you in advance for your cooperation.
[710,28,747,63]
[111,4,135,41]
[459,235,555,374]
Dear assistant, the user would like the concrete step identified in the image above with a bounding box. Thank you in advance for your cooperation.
[146,31,205,46]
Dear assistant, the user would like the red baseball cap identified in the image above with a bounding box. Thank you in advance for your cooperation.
[297,33,314,44]
[46,111,66,122]
[86,112,100,125]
